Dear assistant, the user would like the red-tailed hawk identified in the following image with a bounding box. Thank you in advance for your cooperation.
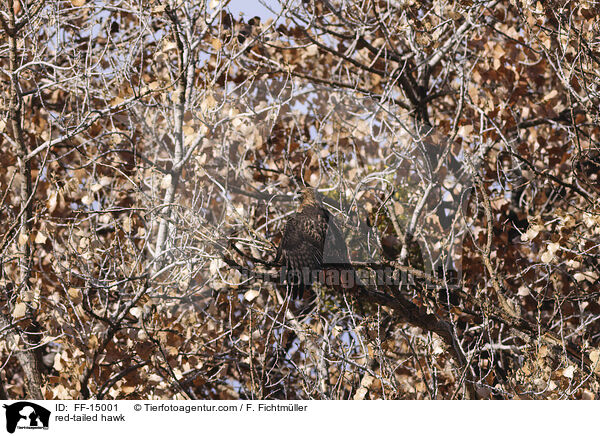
[275,188,353,298]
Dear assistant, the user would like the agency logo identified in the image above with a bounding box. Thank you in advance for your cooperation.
[2,402,50,434]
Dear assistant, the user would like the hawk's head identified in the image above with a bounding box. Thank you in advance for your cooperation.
[299,187,319,209]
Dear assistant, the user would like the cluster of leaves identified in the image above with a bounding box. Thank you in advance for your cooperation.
[1,0,600,400]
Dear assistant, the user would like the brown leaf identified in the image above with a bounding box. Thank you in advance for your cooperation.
[12,302,27,319]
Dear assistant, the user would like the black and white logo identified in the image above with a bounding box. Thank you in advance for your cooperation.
[3,402,50,434]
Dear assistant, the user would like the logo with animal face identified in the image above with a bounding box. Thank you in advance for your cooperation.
[3,402,50,433]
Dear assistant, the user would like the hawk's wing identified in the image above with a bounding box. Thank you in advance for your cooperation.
[276,206,329,298]
[323,215,351,265]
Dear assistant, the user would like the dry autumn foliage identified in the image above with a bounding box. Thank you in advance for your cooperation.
[1,0,600,400]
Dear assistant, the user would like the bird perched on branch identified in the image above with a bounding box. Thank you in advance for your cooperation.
[274,187,353,298]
